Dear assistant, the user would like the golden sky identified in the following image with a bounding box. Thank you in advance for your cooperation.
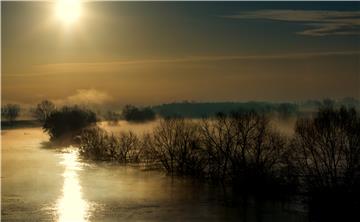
[2,1,360,106]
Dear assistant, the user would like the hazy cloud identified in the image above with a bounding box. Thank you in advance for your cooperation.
[2,50,358,78]
[224,10,360,36]
[56,89,113,106]
[27,50,359,75]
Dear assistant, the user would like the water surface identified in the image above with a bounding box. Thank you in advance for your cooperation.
[2,127,307,221]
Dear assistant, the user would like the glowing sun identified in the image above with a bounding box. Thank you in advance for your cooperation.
[55,0,82,25]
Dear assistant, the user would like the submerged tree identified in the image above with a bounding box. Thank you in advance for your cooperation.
[145,118,205,175]
[200,112,289,187]
[292,106,360,193]
[79,127,141,163]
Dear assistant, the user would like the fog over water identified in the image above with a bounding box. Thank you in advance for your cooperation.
[2,122,306,222]
[100,118,296,136]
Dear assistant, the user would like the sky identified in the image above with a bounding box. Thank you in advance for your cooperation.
[2,1,360,107]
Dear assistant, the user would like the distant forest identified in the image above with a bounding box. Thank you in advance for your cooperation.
[151,98,360,118]
[2,97,359,124]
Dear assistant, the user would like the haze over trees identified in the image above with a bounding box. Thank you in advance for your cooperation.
[152,101,299,118]
[1,104,20,123]
[104,110,121,125]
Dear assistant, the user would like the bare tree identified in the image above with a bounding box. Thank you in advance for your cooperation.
[292,106,360,193]
[115,131,140,163]
[32,100,56,123]
[148,118,204,175]
[200,112,288,184]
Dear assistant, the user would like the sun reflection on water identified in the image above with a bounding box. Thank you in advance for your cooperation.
[57,148,89,222]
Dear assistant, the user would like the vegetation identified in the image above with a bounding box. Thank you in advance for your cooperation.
[1,103,21,123]
[152,101,299,118]
[43,106,97,141]
[77,106,359,208]
[31,100,56,123]
[292,107,360,198]
[290,106,360,220]
[144,118,204,176]
[122,105,156,122]
[79,127,141,163]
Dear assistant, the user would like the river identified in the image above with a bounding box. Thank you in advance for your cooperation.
[1,126,307,221]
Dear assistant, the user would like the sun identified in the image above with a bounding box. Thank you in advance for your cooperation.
[55,0,82,26]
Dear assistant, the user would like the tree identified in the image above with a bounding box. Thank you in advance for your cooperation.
[1,104,20,123]
[43,106,97,141]
[122,105,156,122]
[200,112,288,185]
[146,118,204,175]
[292,106,360,193]
[32,100,56,123]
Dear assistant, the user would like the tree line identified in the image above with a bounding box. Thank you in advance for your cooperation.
[1,100,156,125]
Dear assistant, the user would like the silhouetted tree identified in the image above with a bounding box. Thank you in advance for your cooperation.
[32,100,56,123]
[43,106,97,141]
[78,127,109,160]
[79,127,141,163]
[146,118,205,175]
[292,106,360,193]
[1,104,20,123]
[115,131,140,163]
[122,105,156,122]
[200,112,288,187]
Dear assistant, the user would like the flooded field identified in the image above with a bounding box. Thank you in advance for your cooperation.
[1,124,307,222]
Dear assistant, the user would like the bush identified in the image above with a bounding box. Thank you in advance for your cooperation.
[43,106,97,141]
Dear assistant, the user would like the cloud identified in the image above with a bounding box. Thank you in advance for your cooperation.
[2,50,358,78]
[224,10,360,36]
[55,89,113,106]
